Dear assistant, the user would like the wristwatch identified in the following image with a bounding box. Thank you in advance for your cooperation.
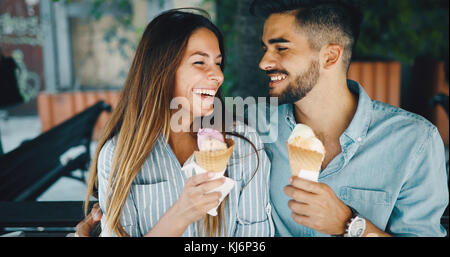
[344,207,366,237]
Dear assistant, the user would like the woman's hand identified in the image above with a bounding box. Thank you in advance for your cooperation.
[174,172,225,225]
[144,172,224,237]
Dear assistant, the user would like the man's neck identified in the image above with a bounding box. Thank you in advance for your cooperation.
[293,77,358,144]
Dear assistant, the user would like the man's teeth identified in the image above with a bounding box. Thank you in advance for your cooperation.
[193,89,216,96]
[270,75,287,82]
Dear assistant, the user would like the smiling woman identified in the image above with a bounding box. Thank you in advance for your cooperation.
[84,8,273,237]
[174,28,224,119]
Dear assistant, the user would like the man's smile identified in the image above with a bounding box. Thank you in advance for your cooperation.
[268,73,288,88]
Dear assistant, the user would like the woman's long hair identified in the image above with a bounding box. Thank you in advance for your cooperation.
[85,8,260,237]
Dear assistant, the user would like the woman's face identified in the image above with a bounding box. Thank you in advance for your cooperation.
[174,28,224,118]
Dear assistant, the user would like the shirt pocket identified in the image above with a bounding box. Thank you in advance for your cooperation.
[235,180,270,225]
[130,181,171,232]
[339,187,392,228]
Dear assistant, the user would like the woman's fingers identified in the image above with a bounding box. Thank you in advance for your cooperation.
[201,191,222,210]
[188,172,215,186]
[198,177,225,193]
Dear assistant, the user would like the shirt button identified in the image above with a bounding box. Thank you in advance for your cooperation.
[357,137,362,142]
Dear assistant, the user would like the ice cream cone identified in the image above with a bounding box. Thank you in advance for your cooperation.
[286,143,324,177]
[194,138,234,172]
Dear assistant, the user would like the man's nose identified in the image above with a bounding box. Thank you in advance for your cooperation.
[259,52,276,71]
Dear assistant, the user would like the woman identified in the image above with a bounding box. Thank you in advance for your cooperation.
[84,9,272,237]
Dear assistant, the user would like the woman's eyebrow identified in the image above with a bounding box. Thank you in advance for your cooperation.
[190,51,222,59]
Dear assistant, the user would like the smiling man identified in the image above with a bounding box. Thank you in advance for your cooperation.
[249,0,448,237]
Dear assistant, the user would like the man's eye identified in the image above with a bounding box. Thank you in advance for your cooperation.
[277,47,288,52]
[216,63,222,66]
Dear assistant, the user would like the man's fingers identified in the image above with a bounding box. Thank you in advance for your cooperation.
[288,200,314,216]
[291,212,312,227]
[76,220,94,237]
[284,185,315,204]
[90,203,102,221]
[289,176,322,194]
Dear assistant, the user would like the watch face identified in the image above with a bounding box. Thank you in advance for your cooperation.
[349,218,366,237]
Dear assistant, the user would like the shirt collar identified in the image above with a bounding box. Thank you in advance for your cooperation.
[342,79,372,144]
[281,79,372,144]
[283,104,296,129]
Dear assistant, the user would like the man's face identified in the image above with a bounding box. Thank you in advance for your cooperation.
[260,13,320,104]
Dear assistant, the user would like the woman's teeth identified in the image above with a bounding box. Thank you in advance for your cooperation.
[193,89,216,96]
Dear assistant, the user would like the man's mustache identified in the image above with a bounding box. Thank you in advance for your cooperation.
[265,70,289,75]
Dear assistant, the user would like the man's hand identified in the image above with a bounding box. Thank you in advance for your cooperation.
[284,176,352,235]
[74,203,102,237]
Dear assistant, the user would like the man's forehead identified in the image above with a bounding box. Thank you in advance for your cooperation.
[262,13,301,41]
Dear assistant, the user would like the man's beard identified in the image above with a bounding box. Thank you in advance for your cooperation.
[274,58,320,105]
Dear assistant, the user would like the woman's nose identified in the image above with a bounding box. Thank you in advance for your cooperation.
[209,66,224,85]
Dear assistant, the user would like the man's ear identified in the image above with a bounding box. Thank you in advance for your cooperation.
[321,44,343,70]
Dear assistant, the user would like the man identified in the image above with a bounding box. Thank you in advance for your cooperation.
[249,0,448,237]
[71,203,102,237]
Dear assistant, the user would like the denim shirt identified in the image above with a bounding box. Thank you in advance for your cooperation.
[253,80,448,237]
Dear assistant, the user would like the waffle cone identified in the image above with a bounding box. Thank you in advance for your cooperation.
[194,139,235,172]
[286,143,324,177]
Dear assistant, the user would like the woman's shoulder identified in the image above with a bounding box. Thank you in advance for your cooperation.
[99,137,116,159]
[97,137,118,177]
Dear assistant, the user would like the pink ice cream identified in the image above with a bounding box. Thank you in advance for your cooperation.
[197,128,227,151]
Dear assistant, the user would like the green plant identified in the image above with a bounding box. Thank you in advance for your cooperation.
[214,0,239,97]
[355,0,449,63]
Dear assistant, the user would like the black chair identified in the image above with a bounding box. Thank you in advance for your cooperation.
[0,201,97,237]
[0,101,111,201]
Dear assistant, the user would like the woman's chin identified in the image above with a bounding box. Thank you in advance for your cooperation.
[193,108,214,118]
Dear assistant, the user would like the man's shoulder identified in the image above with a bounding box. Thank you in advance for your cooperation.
[371,100,437,134]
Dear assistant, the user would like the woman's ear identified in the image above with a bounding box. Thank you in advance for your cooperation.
[320,44,344,70]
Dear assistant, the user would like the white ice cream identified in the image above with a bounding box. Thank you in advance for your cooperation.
[288,124,315,142]
[288,124,325,154]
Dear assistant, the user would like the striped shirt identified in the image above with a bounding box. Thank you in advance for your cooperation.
[97,122,274,237]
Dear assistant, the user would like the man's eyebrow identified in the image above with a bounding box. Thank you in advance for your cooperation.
[190,51,222,59]
[268,38,290,44]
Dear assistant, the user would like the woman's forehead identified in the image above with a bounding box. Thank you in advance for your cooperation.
[185,28,221,57]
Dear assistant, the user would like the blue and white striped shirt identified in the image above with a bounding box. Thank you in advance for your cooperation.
[97,122,274,237]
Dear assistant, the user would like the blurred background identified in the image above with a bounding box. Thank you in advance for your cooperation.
[0,0,448,236]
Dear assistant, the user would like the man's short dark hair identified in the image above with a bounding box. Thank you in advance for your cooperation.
[250,0,363,71]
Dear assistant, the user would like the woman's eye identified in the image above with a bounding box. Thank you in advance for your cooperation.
[194,61,204,65]
[216,63,222,66]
